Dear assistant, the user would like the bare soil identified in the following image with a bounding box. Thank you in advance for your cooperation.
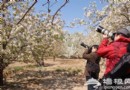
[1,58,105,90]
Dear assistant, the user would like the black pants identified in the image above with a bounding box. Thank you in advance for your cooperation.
[86,72,99,81]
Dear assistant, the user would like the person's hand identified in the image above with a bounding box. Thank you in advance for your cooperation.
[92,47,97,52]
[103,34,108,39]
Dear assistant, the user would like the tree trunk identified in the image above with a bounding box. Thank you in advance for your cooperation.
[0,9,6,86]
[42,59,45,66]
[0,68,3,86]
[0,58,4,86]
[53,56,56,61]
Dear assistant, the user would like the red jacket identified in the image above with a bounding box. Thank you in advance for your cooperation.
[97,36,130,76]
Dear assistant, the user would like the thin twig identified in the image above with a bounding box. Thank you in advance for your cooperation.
[51,0,69,25]
[17,0,37,25]
[0,0,7,10]
[42,0,49,6]
[50,1,58,7]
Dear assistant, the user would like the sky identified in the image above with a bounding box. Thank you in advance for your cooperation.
[34,0,107,34]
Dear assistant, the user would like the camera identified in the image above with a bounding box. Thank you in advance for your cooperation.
[80,42,92,53]
[80,42,89,48]
[96,26,115,37]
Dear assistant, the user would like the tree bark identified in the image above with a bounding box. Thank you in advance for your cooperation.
[42,57,45,66]
[53,56,56,61]
[0,58,4,86]
[0,69,3,86]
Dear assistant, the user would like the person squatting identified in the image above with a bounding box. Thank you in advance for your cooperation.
[82,26,130,90]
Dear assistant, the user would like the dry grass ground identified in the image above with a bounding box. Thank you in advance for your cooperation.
[1,58,105,90]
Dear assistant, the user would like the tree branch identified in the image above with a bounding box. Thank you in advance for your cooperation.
[17,0,37,25]
[51,0,69,25]
[47,0,51,13]
[120,13,130,23]
[50,1,58,8]
[0,0,7,10]
[120,2,130,23]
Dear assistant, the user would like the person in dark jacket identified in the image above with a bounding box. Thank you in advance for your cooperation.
[83,45,101,90]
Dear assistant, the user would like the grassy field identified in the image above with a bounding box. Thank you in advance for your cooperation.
[2,58,105,90]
